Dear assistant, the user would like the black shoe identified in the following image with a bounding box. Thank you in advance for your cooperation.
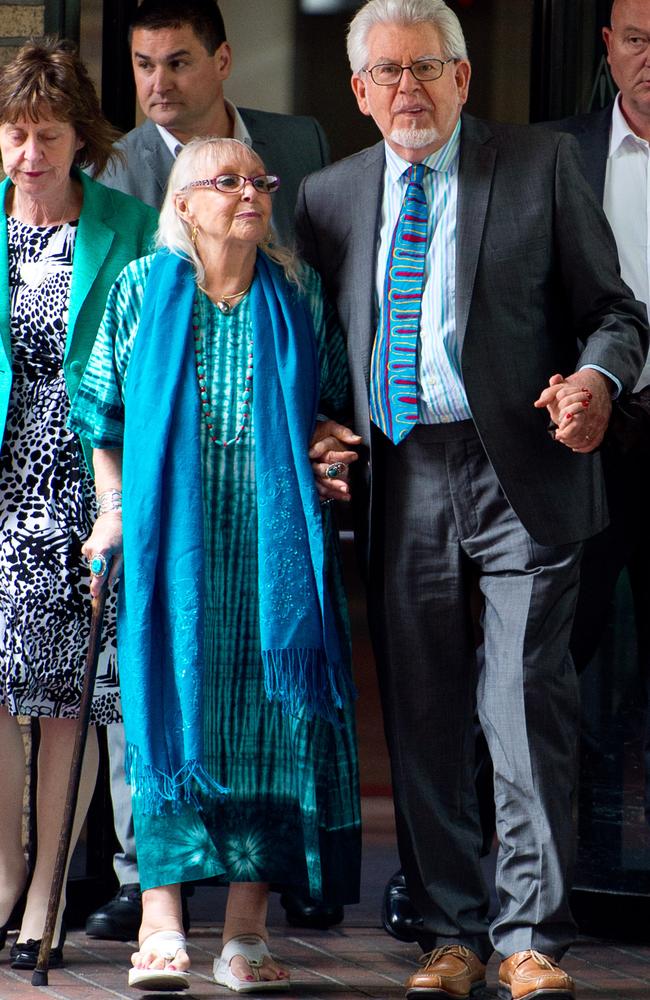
[381,870,424,943]
[280,889,344,930]
[85,883,191,941]
[10,927,66,970]
[85,883,142,941]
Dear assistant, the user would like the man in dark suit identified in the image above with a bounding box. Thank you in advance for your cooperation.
[550,0,650,395]
[99,0,329,244]
[88,0,335,943]
[297,2,647,997]
[551,0,650,841]
[550,0,650,668]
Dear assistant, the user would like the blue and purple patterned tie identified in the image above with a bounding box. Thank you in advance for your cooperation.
[370,162,428,443]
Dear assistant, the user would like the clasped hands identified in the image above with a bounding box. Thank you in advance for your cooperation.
[534,369,612,453]
[81,421,361,598]
[309,419,363,501]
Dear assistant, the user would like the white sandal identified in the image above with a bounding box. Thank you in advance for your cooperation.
[128,929,190,992]
[213,934,290,993]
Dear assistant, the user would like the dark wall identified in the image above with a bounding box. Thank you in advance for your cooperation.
[530,0,614,121]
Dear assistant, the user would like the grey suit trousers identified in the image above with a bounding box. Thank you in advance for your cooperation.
[369,421,582,961]
[107,722,139,886]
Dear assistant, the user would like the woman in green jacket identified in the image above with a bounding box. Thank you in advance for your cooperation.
[0,38,157,970]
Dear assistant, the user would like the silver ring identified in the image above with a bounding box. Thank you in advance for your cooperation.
[89,554,108,577]
[325,462,347,479]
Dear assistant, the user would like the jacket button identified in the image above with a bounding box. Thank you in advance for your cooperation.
[70,361,82,374]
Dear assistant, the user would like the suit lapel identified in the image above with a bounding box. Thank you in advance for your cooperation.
[574,105,611,201]
[242,109,267,159]
[349,143,385,385]
[456,116,495,357]
[142,119,175,204]
[66,173,115,361]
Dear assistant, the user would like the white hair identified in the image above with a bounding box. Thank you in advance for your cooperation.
[347,0,468,73]
[156,136,300,287]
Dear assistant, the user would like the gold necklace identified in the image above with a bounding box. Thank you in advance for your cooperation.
[214,283,252,315]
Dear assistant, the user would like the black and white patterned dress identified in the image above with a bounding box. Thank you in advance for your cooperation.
[0,217,119,723]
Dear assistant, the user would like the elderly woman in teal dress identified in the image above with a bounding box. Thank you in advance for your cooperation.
[70,136,361,993]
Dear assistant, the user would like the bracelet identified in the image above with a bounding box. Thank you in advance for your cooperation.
[97,489,123,515]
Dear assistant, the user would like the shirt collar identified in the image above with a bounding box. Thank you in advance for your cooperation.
[384,117,462,184]
[155,99,253,158]
[609,91,649,155]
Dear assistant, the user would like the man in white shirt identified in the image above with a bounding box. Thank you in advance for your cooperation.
[99,0,330,245]
[550,0,650,865]
[554,0,650,378]
[551,1,650,678]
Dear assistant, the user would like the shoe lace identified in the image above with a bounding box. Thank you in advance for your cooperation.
[523,950,557,971]
[420,945,471,969]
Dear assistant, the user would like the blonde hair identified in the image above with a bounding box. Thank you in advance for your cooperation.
[157,136,302,288]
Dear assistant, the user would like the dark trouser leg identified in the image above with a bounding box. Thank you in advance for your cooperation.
[369,423,581,962]
[369,425,490,961]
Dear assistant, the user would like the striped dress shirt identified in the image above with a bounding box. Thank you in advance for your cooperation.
[376,120,471,424]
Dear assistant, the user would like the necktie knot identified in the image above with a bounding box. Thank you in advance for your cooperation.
[407,162,426,186]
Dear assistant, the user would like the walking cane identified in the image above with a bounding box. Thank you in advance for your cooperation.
[32,588,108,987]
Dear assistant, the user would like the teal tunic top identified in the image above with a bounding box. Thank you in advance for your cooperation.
[70,255,361,902]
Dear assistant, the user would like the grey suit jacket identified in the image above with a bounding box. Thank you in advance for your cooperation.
[547,103,613,202]
[295,113,648,548]
[99,109,329,245]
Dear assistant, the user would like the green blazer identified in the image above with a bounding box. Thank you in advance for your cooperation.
[0,169,158,462]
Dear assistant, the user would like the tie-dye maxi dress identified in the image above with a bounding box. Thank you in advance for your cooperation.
[69,254,361,903]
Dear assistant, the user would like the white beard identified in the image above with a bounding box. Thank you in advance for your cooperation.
[390,126,440,149]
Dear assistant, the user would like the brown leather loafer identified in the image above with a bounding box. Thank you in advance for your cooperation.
[498,950,575,999]
[405,944,486,998]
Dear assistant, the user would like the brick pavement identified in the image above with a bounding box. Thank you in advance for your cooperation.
[2,924,650,999]
[3,799,649,999]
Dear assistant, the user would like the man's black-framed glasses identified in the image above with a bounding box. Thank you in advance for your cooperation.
[365,57,456,86]
[183,173,281,194]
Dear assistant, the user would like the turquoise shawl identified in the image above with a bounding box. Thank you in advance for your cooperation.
[119,249,352,814]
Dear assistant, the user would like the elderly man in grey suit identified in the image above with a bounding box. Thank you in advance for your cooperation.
[297,1,647,998]
[87,0,334,943]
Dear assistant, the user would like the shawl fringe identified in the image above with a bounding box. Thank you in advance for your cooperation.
[125,741,229,816]
[262,647,356,725]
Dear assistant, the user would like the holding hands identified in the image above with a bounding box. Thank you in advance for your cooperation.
[534,369,613,453]
[309,419,362,502]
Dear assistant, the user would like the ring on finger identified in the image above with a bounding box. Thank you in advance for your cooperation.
[89,554,108,577]
[325,462,347,479]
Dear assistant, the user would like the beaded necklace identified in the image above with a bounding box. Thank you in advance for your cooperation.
[192,295,253,448]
